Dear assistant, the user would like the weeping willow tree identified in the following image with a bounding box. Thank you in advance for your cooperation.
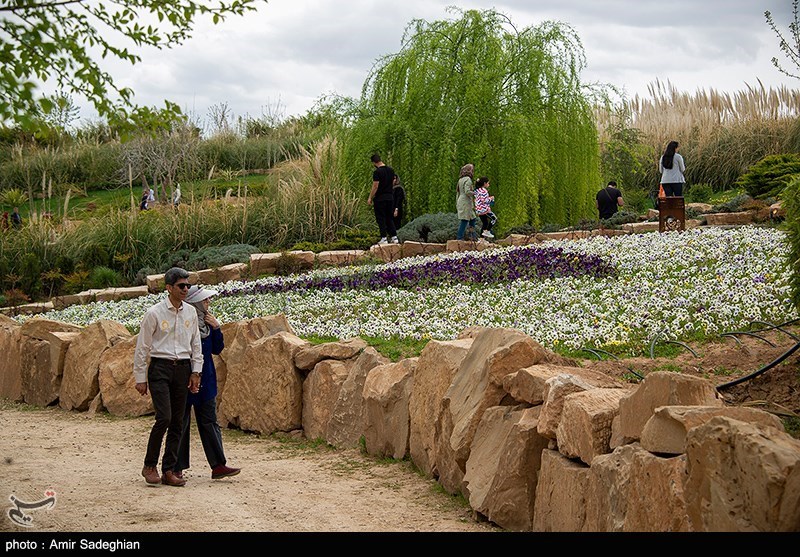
[342,8,601,228]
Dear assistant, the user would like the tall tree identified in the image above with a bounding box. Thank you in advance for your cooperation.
[0,0,265,129]
[342,8,601,228]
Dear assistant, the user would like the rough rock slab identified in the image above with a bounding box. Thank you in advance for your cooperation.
[557,388,630,465]
[503,363,621,406]
[294,338,367,371]
[685,416,800,532]
[99,335,153,417]
[362,358,417,459]
[641,405,786,455]
[302,359,352,441]
[409,338,473,478]
[532,448,590,532]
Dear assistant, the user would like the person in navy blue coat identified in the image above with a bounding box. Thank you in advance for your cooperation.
[177,285,241,480]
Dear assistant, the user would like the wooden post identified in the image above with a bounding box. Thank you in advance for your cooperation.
[659,196,685,232]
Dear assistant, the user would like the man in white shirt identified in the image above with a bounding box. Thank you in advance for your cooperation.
[133,267,203,487]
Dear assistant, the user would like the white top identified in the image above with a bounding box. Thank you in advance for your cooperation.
[147,188,155,202]
[659,153,686,184]
[133,297,203,383]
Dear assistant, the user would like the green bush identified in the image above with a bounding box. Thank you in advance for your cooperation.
[601,210,639,227]
[711,194,752,214]
[134,267,158,286]
[1,188,27,208]
[735,153,800,200]
[397,212,460,243]
[184,243,259,271]
[686,183,713,203]
[89,266,122,289]
[782,176,800,310]
[19,252,42,298]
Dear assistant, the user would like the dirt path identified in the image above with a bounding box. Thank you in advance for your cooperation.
[0,403,500,534]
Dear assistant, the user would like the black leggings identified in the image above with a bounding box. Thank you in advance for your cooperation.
[662,183,684,197]
[479,214,493,232]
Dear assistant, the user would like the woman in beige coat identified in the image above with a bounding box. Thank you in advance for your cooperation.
[456,163,477,240]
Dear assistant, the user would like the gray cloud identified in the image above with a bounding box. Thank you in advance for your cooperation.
[76,0,798,125]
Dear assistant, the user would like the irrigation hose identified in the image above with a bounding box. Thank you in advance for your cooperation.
[716,340,800,390]
[720,331,776,347]
[749,319,800,341]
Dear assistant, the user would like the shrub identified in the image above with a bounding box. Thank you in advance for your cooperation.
[1,187,27,208]
[711,194,752,214]
[134,267,158,286]
[63,270,91,294]
[274,252,306,276]
[19,252,41,298]
[735,153,800,200]
[686,183,713,203]
[2,288,28,307]
[782,176,800,309]
[601,210,638,227]
[89,266,122,289]
[80,244,111,269]
[397,212,460,243]
[184,243,259,271]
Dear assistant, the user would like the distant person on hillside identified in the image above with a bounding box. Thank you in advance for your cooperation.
[172,184,182,207]
[456,163,477,241]
[10,207,21,228]
[368,154,399,245]
[1,211,8,230]
[474,176,496,239]
[147,186,156,208]
[392,174,406,232]
[596,180,624,221]
[140,187,149,211]
[659,140,686,197]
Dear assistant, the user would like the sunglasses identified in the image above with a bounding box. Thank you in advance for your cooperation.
[172,283,191,290]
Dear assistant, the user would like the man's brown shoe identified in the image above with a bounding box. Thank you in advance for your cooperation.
[141,465,160,485]
[211,465,241,479]
[161,470,187,487]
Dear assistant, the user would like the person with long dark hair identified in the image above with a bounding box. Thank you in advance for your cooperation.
[659,140,686,197]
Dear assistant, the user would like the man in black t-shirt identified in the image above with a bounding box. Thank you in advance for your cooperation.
[596,181,624,221]
[368,154,399,244]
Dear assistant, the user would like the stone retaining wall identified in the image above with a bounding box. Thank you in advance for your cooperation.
[1,317,797,532]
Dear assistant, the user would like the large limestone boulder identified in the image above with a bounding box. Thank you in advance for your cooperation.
[0,315,23,402]
[538,374,628,439]
[21,331,79,407]
[557,388,629,465]
[362,358,417,459]
[302,359,352,441]
[641,405,786,455]
[369,243,403,262]
[503,364,620,406]
[532,448,590,532]
[316,250,366,267]
[465,405,547,532]
[19,318,82,339]
[409,338,473,478]
[585,441,689,532]
[704,211,754,226]
[294,338,368,371]
[59,320,132,411]
[216,314,296,407]
[18,319,83,407]
[623,450,689,532]
[325,347,389,449]
[617,371,722,441]
[217,331,307,435]
[685,416,800,532]
[99,335,154,417]
[439,328,546,478]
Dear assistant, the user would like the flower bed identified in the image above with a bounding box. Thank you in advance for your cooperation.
[20,226,796,352]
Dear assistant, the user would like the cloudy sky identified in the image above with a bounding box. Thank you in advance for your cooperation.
[79,0,799,130]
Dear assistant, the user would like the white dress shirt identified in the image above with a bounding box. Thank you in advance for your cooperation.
[133,297,203,383]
